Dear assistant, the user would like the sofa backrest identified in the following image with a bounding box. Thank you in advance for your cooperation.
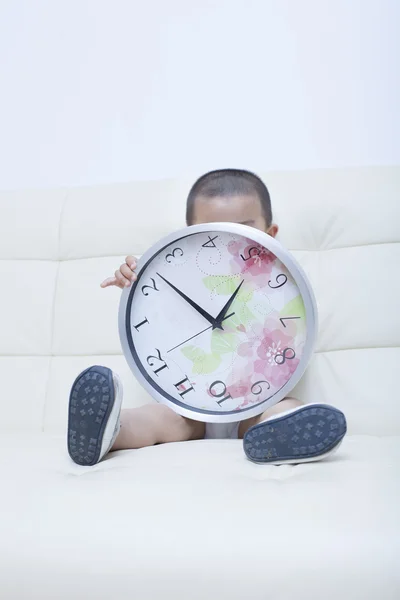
[1,166,399,435]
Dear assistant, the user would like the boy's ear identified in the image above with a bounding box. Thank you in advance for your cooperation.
[267,223,279,238]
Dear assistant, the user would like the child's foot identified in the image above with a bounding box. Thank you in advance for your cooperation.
[243,403,347,465]
[67,366,123,466]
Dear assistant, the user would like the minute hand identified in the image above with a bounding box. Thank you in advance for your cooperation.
[156,273,220,329]
[214,279,244,326]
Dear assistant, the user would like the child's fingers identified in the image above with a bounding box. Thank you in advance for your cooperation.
[101,255,138,289]
[120,263,137,282]
[115,270,131,288]
[126,255,137,270]
[100,276,118,288]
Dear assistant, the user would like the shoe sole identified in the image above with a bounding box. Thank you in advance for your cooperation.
[67,366,115,466]
[243,404,347,465]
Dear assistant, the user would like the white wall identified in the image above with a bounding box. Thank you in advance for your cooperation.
[0,0,399,189]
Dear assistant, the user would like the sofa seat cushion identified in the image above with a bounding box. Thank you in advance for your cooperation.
[1,434,399,600]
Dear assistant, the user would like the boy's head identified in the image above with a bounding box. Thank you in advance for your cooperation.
[186,168,278,238]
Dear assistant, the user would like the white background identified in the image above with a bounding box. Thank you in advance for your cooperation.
[0,0,399,190]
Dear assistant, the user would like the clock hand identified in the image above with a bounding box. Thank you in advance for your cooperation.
[156,272,221,329]
[214,279,244,326]
[167,312,235,353]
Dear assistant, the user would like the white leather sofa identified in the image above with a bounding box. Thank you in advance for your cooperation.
[1,166,399,599]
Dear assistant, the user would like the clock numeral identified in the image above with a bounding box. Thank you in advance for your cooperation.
[268,274,287,289]
[202,235,218,248]
[165,247,184,263]
[279,316,300,328]
[274,347,296,365]
[209,380,232,406]
[251,380,270,395]
[141,278,159,296]
[134,317,149,331]
[174,376,195,397]
[146,349,168,375]
[240,246,261,261]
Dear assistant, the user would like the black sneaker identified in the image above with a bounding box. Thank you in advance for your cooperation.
[67,366,123,466]
[243,403,347,464]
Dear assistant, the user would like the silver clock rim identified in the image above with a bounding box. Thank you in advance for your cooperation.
[118,222,318,424]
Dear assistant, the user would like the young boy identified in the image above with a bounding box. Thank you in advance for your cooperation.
[67,169,347,466]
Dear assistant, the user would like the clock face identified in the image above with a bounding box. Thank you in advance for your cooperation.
[119,224,317,423]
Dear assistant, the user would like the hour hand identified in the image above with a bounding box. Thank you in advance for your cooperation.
[156,272,220,329]
[214,279,244,326]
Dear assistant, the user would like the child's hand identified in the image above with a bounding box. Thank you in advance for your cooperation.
[100,256,137,289]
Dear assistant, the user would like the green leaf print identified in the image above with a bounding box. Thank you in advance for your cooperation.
[280,295,306,320]
[211,331,237,354]
[236,287,253,304]
[236,303,255,325]
[181,346,204,361]
[226,312,243,329]
[202,275,254,303]
[181,345,221,375]
[202,275,241,295]
[196,353,221,374]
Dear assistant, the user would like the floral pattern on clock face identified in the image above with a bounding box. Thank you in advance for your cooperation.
[127,231,307,415]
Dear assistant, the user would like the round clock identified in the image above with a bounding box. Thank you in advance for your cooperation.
[119,223,317,423]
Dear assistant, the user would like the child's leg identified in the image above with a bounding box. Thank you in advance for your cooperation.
[112,404,205,450]
[67,365,204,466]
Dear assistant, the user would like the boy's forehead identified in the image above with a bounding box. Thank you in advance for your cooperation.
[191,194,264,226]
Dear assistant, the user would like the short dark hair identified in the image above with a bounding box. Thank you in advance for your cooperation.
[186,168,272,226]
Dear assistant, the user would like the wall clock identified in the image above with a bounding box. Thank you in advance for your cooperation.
[119,223,317,423]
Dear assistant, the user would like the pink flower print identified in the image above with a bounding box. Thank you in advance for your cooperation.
[236,321,264,357]
[226,372,256,409]
[230,243,276,280]
[226,370,272,410]
[227,240,243,256]
[237,340,253,357]
[226,379,250,399]
[244,246,275,276]
[254,326,299,387]
[225,354,268,409]
[257,318,294,356]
